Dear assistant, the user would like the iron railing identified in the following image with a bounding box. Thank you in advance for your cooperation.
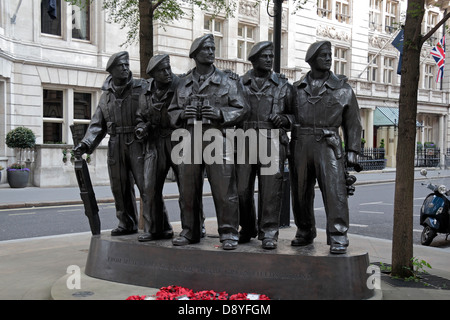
[356,148,386,171]
[415,148,440,167]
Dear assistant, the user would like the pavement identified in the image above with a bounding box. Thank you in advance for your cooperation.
[1,167,450,301]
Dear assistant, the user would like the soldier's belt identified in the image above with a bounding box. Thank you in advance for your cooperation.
[107,123,135,136]
[292,126,339,139]
[292,126,342,158]
[243,121,276,130]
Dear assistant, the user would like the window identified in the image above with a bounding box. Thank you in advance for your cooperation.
[367,54,378,82]
[43,89,94,144]
[318,0,351,23]
[72,2,90,40]
[268,29,287,66]
[426,12,439,34]
[317,0,332,19]
[425,11,439,46]
[41,0,93,41]
[41,0,61,36]
[237,23,256,60]
[383,57,395,84]
[424,64,435,89]
[204,16,224,58]
[333,47,348,75]
[73,92,92,135]
[385,0,398,33]
[43,89,64,143]
[268,30,288,68]
[335,0,350,24]
[369,0,382,31]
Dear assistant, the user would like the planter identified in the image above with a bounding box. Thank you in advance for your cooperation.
[7,169,30,188]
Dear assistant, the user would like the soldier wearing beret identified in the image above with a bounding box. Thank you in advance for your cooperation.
[134,54,178,242]
[168,34,249,250]
[289,41,362,253]
[74,51,146,236]
[236,41,294,249]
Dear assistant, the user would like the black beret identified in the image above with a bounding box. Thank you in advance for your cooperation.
[146,54,170,74]
[248,41,273,61]
[305,41,331,64]
[189,34,214,58]
[106,51,129,72]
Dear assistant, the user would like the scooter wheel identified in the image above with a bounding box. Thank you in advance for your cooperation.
[421,226,437,246]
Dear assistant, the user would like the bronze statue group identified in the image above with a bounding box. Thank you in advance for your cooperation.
[74,34,362,254]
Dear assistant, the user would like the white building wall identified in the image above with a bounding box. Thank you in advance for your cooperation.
[1,0,450,186]
[0,0,140,185]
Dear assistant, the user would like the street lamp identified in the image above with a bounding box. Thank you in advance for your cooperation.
[273,0,284,73]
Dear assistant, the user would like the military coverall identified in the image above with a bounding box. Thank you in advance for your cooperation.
[237,70,294,241]
[168,67,248,243]
[81,74,147,233]
[290,71,362,247]
[135,75,180,237]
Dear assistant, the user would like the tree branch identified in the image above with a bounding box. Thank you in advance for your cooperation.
[421,10,450,46]
[151,0,165,12]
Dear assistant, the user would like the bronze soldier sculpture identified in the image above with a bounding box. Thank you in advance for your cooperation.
[168,34,248,250]
[74,51,146,236]
[290,41,362,254]
[135,54,178,242]
[237,41,294,249]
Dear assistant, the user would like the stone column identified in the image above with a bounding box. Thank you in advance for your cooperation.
[386,126,396,167]
[439,114,445,167]
[366,108,374,148]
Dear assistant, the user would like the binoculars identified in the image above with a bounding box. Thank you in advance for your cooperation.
[187,96,212,125]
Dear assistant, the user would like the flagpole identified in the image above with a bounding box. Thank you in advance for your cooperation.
[358,29,402,79]
[441,9,446,90]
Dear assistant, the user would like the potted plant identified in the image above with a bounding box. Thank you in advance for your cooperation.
[424,141,436,149]
[5,126,36,188]
[361,138,366,149]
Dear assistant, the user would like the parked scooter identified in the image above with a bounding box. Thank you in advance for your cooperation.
[419,169,450,246]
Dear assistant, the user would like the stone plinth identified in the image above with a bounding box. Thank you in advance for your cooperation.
[85,232,375,300]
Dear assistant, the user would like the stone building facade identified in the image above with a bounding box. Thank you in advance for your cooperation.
[0,0,449,186]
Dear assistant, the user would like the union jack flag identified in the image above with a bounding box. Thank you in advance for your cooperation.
[430,35,445,82]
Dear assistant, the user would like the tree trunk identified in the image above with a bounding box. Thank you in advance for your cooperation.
[139,0,154,78]
[391,0,425,277]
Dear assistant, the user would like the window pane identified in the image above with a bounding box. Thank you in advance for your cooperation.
[343,4,349,15]
[204,18,211,30]
[247,42,254,58]
[74,92,91,120]
[43,123,63,144]
[247,27,253,39]
[43,89,63,118]
[238,40,244,59]
[72,3,90,40]
[41,0,61,36]
[214,20,221,33]
[214,37,222,57]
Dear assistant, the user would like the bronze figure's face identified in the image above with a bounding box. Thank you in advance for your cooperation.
[194,40,216,65]
[253,48,274,73]
[110,58,130,81]
[310,45,332,72]
[151,61,172,85]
